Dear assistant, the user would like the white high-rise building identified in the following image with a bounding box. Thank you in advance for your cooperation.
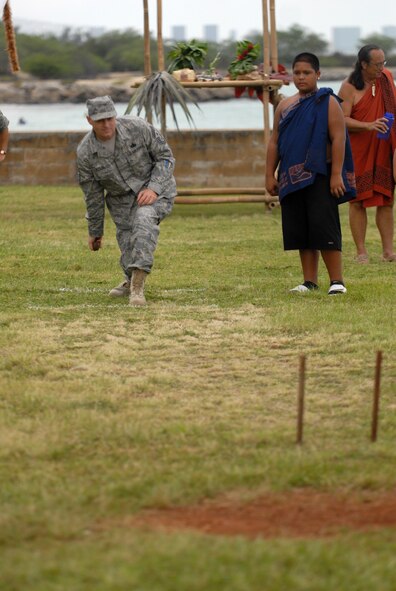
[382,26,396,38]
[203,24,218,43]
[171,25,186,41]
[332,27,361,54]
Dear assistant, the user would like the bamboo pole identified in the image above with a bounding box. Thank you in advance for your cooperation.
[269,0,280,111]
[142,0,153,124]
[269,0,278,73]
[261,0,271,152]
[177,187,269,195]
[156,0,165,71]
[371,351,383,442]
[2,1,20,73]
[156,0,166,137]
[143,0,151,76]
[175,195,278,205]
[131,79,284,90]
[296,355,306,445]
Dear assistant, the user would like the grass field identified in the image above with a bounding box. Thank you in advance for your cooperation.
[1,186,395,590]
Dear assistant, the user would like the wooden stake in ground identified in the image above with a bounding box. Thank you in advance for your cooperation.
[296,354,306,445]
[371,351,383,442]
[2,1,20,73]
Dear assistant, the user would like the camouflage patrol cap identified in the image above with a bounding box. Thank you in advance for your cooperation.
[86,95,117,121]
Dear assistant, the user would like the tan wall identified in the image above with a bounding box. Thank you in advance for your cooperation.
[0,130,266,188]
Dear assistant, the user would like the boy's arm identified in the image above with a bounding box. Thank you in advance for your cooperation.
[328,95,347,198]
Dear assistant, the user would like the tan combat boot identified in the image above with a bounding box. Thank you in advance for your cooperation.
[109,280,130,297]
[129,269,148,306]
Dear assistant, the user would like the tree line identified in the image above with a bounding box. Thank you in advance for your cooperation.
[0,24,394,79]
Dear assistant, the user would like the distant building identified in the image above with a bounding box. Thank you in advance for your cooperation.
[228,29,237,41]
[382,26,396,38]
[171,25,186,41]
[203,24,218,43]
[332,27,361,54]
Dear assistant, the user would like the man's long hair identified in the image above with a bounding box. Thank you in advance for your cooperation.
[348,44,381,90]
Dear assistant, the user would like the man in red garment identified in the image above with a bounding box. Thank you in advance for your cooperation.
[338,45,396,262]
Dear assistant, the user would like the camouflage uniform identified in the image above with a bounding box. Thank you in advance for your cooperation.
[77,116,177,275]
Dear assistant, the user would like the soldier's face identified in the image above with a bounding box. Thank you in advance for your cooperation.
[87,116,117,141]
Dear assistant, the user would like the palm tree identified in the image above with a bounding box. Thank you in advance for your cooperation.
[125,0,198,137]
[125,70,199,135]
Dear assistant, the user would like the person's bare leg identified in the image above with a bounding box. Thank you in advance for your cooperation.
[299,249,319,284]
[321,250,344,283]
[376,205,396,260]
[349,202,368,261]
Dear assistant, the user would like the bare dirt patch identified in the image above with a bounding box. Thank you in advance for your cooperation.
[128,489,396,539]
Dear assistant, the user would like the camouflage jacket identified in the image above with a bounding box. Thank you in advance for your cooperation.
[76,116,177,237]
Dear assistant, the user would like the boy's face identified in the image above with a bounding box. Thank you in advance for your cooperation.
[293,61,320,95]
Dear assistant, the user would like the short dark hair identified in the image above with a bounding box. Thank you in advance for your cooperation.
[292,52,320,72]
[348,44,382,90]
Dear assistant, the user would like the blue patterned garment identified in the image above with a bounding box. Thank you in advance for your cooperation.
[277,88,356,204]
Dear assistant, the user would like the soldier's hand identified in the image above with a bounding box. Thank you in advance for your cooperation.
[137,188,158,206]
[89,236,102,251]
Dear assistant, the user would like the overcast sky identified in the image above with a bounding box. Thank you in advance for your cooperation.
[9,0,395,42]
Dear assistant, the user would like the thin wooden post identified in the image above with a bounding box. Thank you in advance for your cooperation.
[143,0,151,76]
[296,354,306,445]
[371,351,383,442]
[156,0,166,137]
[261,0,271,153]
[156,0,165,71]
[269,0,278,73]
[2,1,20,73]
[142,0,152,123]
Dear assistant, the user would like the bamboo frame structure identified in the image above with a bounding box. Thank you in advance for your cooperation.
[143,0,151,76]
[141,0,283,206]
[2,1,20,73]
[142,0,153,123]
[156,0,167,136]
[269,0,278,74]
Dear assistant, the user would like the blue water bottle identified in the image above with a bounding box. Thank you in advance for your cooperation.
[377,112,394,140]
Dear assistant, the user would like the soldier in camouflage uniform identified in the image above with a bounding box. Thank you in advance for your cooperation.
[0,109,9,162]
[77,96,177,306]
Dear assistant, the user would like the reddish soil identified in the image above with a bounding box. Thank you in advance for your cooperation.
[129,489,396,539]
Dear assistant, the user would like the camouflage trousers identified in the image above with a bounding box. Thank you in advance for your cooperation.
[106,192,174,276]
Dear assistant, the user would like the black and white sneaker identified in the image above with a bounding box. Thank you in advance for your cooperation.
[328,281,347,295]
[289,281,319,293]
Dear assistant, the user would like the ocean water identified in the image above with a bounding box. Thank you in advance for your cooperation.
[5,81,342,133]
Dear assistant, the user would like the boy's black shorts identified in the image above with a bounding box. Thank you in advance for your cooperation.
[281,174,342,251]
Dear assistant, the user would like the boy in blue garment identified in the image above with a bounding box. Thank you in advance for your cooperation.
[266,52,356,295]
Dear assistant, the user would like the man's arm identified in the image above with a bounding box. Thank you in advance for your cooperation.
[139,123,175,203]
[338,80,388,134]
[76,155,106,247]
